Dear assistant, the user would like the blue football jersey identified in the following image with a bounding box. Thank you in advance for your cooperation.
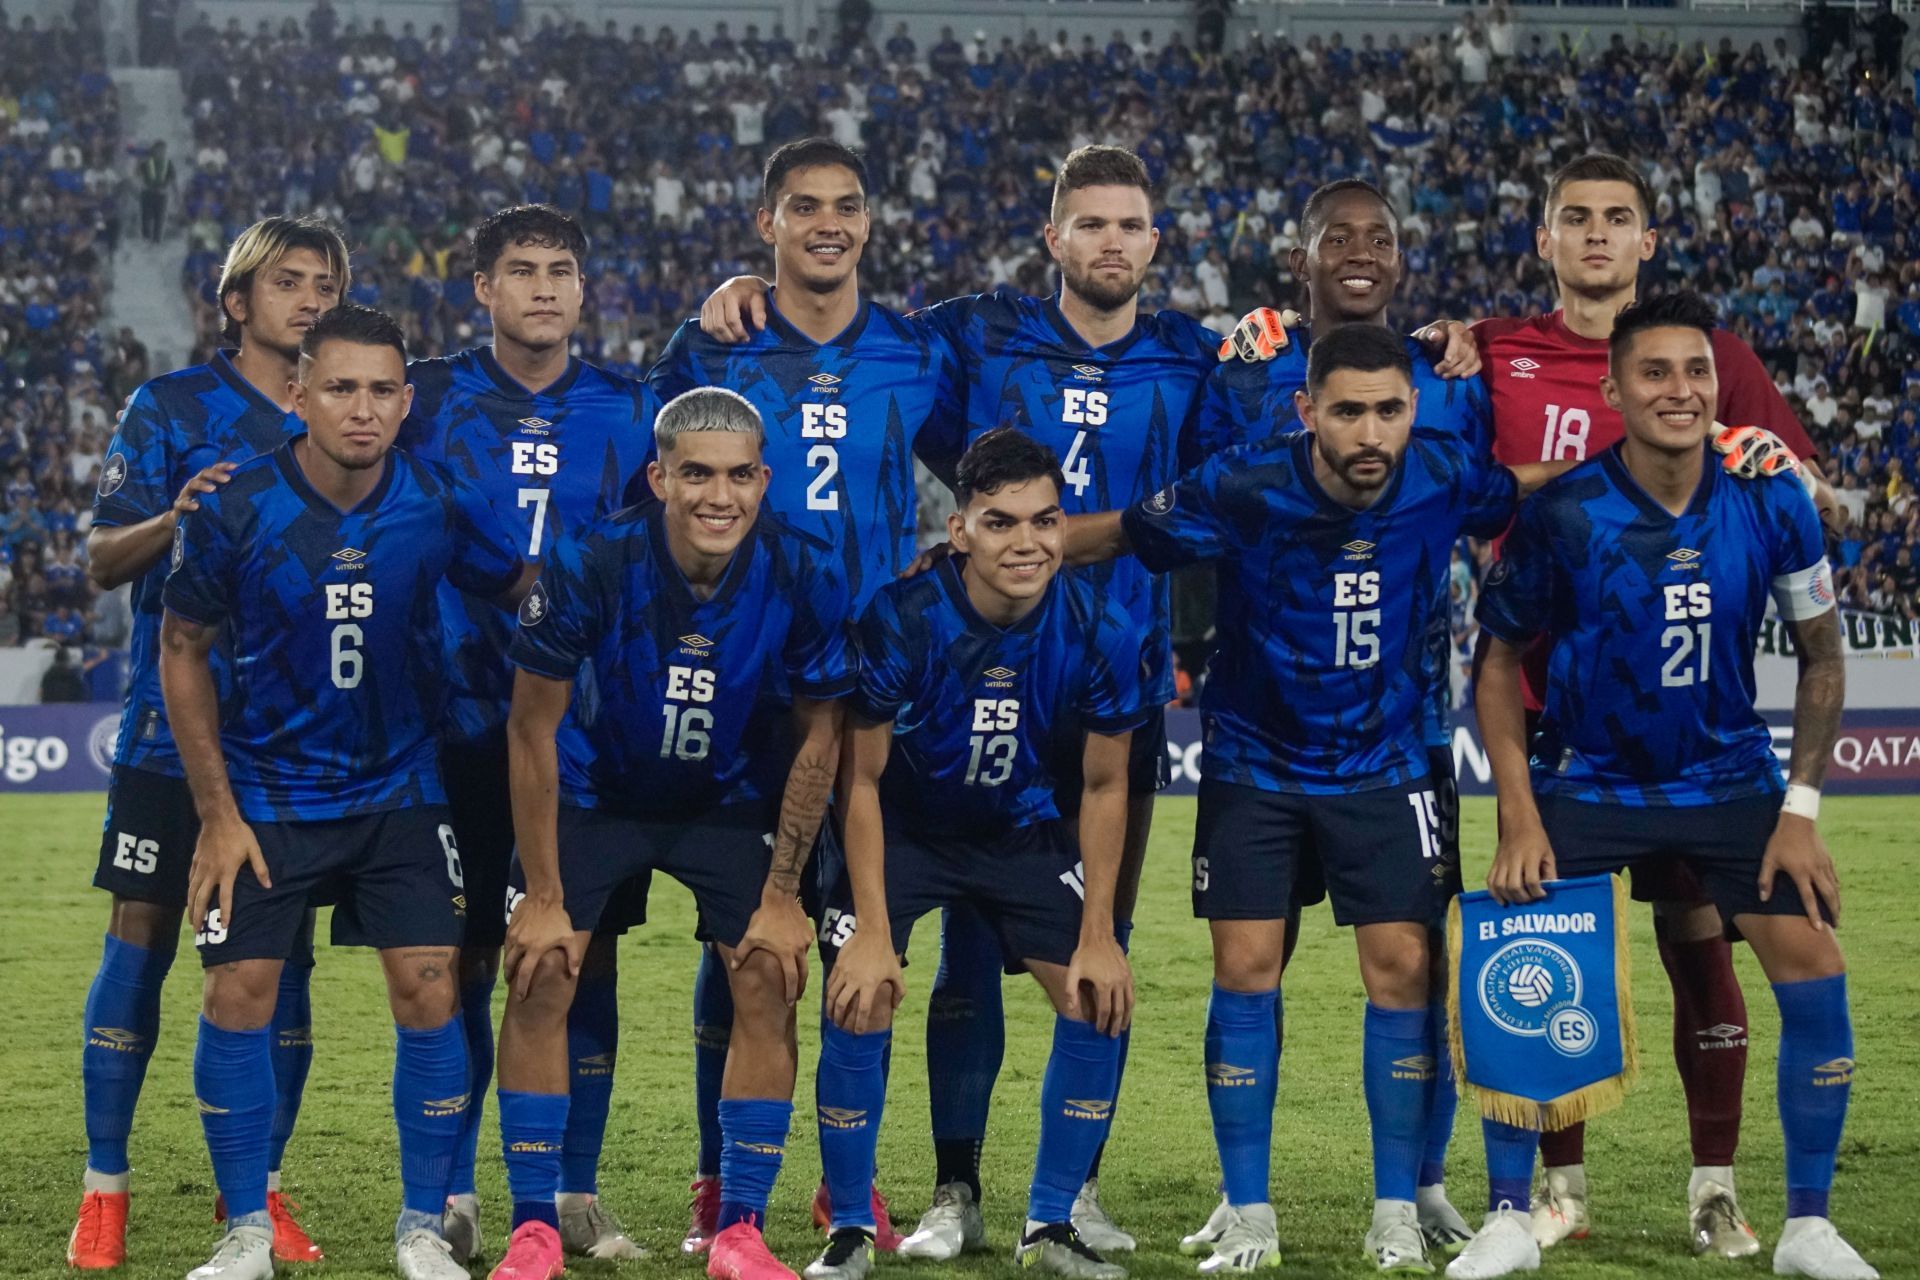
[647,298,963,612]
[507,504,856,817]
[853,557,1150,836]
[1190,335,1495,749]
[92,353,300,776]
[1123,430,1517,794]
[1476,448,1830,806]
[162,441,525,822]
[917,290,1219,704]
[400,349,657,745]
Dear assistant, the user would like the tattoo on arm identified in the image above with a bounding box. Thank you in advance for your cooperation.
[1787,609,1846,790]
[768,751,834,895]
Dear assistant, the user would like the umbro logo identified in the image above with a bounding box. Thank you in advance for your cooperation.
[577,1052,616,1069]
[681,633,715,648]
[818,1106,870,1129]
[1071,363,1104,381]
[1063,1098,1113,1119]
[1697,1023,1748,1048]
[1812,1057,1855,1086]
[87,1027,146,1051]
[1392,1054,1436,1080]
[1207,1063,1257,1087]
[422,1094,471,1116]
[1508,357,1539,380]
[1667,548,1702,564]
[197,1098,231,1115]
[984,666,1017,680]
[1342,539,1376,559]
[808,373,842,387]
[276,1025,313,1048]
[331,547,367,563]
[518,416,553,430]
[734,1141,785,1155]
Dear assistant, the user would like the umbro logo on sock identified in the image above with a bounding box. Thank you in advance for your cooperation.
[1695,1023,1749,1048]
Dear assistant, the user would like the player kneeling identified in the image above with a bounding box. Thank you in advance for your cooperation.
[811,428,1138,1280]
[160,304,532,1280]
[488,387,854,1280]
[1450,291,1873,1280]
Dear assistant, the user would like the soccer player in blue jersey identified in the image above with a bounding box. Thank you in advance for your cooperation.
[1068,325,1569,1275]
[159,305,531,1280]
[1452,291,1870,1280]
[1186,179,1491,1258]
[487,387,854,1280]
[399,204,658,1264]
[70,217,347,1270]
[809,428,1139,1280]
[648,140,961,1252]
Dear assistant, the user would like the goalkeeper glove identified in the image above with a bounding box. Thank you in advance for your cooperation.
[1218,306,1302,363]
[1712,423,1820,499]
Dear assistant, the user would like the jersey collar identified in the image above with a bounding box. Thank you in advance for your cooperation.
[274,435,397,518]
[645,501,757,608]
[211,349,296,420]
[764,290,871,351]
[1041,293,1146,361]
[936,554,1052,636]
[475,345,583,401]
[1601,442,1716,521]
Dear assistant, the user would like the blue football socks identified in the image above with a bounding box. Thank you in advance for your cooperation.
[449,970,496,1198]
[1363,1003,1432,1203]
[393,1019,468,1219]
[1482,1118,1537,1214]
[499,1088,567,1229]
[693,946,733,1178]
[81,935,171,1177]
[1029,1015,1123,1225]
[1206,985,1280,1207]
[1420,1002,1457,1188]
[268,960,314,1174]
[561,970,618,1195]
[195,1018,275,1221]
[718,1098,792,1230]
[926,905,1007,1164]
[817,1022,890,1229]
[1774,973,1854,1220]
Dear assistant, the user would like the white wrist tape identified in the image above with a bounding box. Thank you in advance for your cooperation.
[1781,783,1821,821]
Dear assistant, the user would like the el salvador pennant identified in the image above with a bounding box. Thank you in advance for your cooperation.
[1447,873,1638,1131]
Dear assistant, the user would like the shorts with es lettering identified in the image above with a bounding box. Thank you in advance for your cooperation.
[94,765,199,907]
[510,803,771,947]
[1537,791,1827,925]
[197,805,467,965]
[817,819,1093,973]
[1191,777,1458,928]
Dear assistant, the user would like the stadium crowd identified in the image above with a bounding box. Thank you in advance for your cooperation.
[2,0,1918,660]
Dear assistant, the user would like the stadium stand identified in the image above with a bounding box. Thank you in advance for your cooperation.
[3,0,1917,672]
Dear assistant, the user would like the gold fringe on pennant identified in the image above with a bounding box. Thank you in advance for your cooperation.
[1446,875,1640,1132]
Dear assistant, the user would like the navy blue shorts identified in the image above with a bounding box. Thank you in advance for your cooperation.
[1537,792,1827,924]
[440,740,515,949]
[818,819,1092,972]
[197,806,467,965]
[513,804,770,947]
[1192,777,1457,928]
[94,765,198,907]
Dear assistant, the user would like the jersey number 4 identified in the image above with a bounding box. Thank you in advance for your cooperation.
[1060,389,1107,497]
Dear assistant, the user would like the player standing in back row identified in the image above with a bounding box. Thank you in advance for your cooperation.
[1472,153,1830,1258]
[400,204,658,1265]
[70,217,347,1270]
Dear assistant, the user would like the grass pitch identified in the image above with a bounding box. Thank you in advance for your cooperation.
[2,794,1917,1279]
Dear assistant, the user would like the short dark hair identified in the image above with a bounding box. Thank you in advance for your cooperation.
[1305,324,1412,391]
[762,138,868,207]
[1051,144,1152,223]
[299,302,407,367]
[955,427,1065,506]
[1300,179,1396,244]
[218,215,351,344]
[471,204,588,277]
[1607,289,1719,367]
[1544,152,1654,225]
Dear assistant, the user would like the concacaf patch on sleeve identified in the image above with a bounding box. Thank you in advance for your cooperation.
[1143,486,1175,515]
[169,521,185,570]
[99,452,128,497]
[518,579,549,626]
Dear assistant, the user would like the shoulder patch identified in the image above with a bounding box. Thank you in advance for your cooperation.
[98,452,128,497]
[518,579,550,627]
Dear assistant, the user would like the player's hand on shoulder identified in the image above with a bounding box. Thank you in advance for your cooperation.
[736,892,814,1005]
[1065,932,1134,1036]
[1217,306,1301,363]
[826,925,904,1034]
[187,813,270,935]
[698,274,772,344]
[503,895,582,998]
[172,461,237,517]
[1486,820,1555,906]
[1758,812,1841,930]
[1713,423,1809,485]
[900,540,953,579]
[1412,319,1481,379]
